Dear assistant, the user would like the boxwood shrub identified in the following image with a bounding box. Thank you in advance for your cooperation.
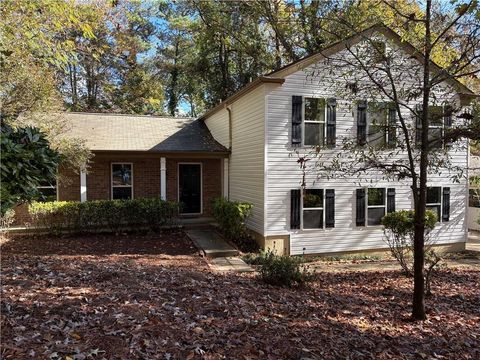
[29,198,179,234]
[212,197,259,252]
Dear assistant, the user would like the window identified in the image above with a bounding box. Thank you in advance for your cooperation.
[37,180,57,202]
[370,41,386,63]
[358,102,396,148]
[426,187,442,221]
[303,98,326,146]
[469,189,480,208]
[302,189,324,229]
[367,188,386,226]
[416,105,452,149]
[111,163,133,200]
[367,103,387,147]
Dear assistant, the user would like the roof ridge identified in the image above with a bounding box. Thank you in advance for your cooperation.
[65,112,194,120]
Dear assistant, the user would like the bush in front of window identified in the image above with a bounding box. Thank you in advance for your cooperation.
[259,250,314,287]
[28,198,179,234]
[381,209,443,294]
[212,197,259,252]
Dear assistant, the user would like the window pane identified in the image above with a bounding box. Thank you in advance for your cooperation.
[428,106,443,126]
[368,188,385,206]
[428,128,443,149]
[304,189,323,208]
[112,164,132,186]
[368,207,385,226]
[426,205,441,222]
[469,189,480,208]
[367,105,387,146]
[303,209,323,229]
[304,122,324,146]
[427,187,441,204]
[112,187,132,200]
[305,98,325,122]
[38,187,56,202]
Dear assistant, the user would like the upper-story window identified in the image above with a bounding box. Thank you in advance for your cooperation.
[304,98,326,146]
[416,105,452,149]
[357,102,397,147]
[370,40,387,63]
[111,163,133,200]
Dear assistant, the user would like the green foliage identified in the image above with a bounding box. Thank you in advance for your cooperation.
[259,250,314,287]
[381,210,437,238]
[0,124,61,214]
[0,209,15,234]
[28,198,179,234]
[212,197,258,252]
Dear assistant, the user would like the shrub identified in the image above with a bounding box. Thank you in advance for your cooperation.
[29,198,179,234]
[0,209,15,236]
[381,209,443,294]
[259,250,314,287]
[212,197,259,252]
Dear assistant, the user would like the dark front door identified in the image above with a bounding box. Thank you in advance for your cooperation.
[179,164,201,214]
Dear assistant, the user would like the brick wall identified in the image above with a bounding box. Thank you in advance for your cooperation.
[166,158,221,216]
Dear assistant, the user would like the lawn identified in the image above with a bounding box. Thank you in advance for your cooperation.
[1,232,479,359]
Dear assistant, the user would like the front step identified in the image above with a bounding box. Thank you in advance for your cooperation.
[186,229,239,258]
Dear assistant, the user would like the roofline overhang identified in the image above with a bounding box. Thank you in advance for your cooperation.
[199,76,285,120]
[90,149,230,157]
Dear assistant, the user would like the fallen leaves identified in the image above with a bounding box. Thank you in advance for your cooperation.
[1,232,479,359]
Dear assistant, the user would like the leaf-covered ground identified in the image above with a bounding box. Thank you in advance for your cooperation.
[1,232,479,359]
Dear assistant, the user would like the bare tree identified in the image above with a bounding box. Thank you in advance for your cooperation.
[298,0,479,320]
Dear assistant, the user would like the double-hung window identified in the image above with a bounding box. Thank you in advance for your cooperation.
[111,163,133,200]
[303,98,326,147]
[358,102,397,147]
[426,187,442,221]
[302,189,324,229]
[367,103,387,147]
[416,105,452,149]
[37,180,57,202]
[367,188,386,226]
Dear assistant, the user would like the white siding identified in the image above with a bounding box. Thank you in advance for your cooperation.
[204,109,230,148]
[265,39,468,255]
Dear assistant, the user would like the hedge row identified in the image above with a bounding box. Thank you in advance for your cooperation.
[29,198,179,234]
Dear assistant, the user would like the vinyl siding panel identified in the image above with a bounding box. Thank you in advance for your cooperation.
[204,109,230,148]
[265,38,468,255]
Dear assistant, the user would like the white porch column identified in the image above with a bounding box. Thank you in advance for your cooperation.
[160,157,167,200]
[80,169,87,202]
[222,158,229,199]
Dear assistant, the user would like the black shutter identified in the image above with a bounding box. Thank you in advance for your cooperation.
[356,188,366,226]
[325,189,335,228]
[387,106,397,147]
[326,98,336,148]
[444,105,453,148]
[416,105,423,145]
[357,101,367,146]
[442,187,450,222]
[290,189,301,229]
[387,188,396,213]
[292,96,302,145]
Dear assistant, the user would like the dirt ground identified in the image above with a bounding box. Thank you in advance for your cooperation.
[1,232,479,359]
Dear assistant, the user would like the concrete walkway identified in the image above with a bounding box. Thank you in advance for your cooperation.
[210,257,254,272]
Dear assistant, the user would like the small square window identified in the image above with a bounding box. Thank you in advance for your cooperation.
[370,41,386,63]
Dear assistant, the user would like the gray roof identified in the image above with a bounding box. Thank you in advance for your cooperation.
[62,113,228,153]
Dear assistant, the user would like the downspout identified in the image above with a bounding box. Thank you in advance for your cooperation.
[226,105,232,199]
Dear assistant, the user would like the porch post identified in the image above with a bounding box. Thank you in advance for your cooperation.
[160,157,166,200]
[80,169,87,202]
[222,158,229,199]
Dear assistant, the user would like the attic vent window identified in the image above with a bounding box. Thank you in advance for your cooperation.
[370,41,387,63]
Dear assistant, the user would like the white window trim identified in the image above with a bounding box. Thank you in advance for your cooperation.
[426,186,443,223]
[301,188,326,231]
[302,97,327,147]
[177,162,203,215]
[366,187,387,227]
[111,162,134,200]
[37,179,59,202]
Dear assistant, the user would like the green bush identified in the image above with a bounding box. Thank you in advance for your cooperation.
[29,198,179,234]
[212,197,258,252]
[259,250,314,287]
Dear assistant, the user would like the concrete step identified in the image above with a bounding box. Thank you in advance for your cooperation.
[209,257,254,272]
[186,229,239,258]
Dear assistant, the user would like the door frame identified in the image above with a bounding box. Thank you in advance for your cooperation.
[177,162,203,215]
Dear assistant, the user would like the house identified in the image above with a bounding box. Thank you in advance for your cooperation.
[15,24,476,255]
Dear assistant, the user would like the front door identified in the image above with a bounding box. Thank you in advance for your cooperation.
[178,164,201,214]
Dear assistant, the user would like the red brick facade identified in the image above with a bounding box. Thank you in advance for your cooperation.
[12,152,224,225]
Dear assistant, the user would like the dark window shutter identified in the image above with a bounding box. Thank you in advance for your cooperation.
[326,98,337,148]
[387,188,396,213]
[292,96,302,145]
[290,189,301,229]
[444,105,453,148]
[356,188,366,226]
[325,189,335,228]
[416,105,423,145]
[442,187,450,222]
[387,106,397,147]
[357,101,367,146]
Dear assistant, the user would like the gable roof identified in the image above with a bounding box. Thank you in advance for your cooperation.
[200,23,476,120]
[62,112,228,153]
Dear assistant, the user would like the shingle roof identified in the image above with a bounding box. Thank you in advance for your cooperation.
[62,112,228,153]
